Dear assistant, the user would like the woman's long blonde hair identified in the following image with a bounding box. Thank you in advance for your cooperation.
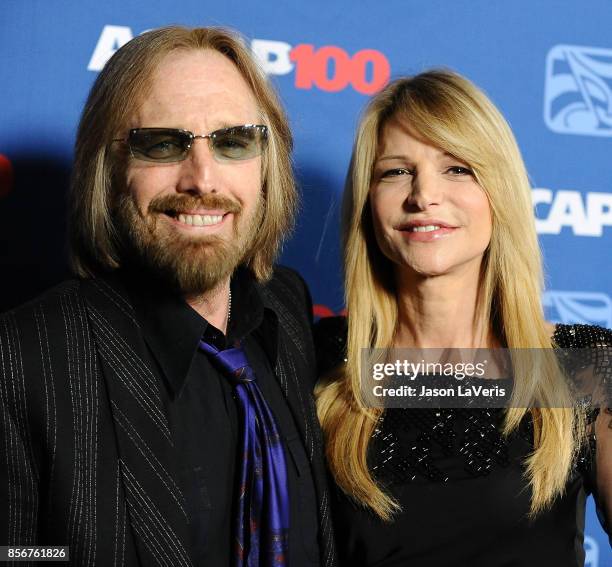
[316,70,585,520]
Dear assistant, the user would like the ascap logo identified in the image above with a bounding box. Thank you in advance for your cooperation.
[257,40,390,94]
[543,291,612,328]
[544,44,612,137]
[532,188,612,236]
[88,25,390,95]
[0,154,14,199]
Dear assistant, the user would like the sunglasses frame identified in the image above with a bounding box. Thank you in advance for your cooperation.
[112,124,268,163]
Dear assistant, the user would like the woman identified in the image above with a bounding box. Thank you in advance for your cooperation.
[315,70,611,566]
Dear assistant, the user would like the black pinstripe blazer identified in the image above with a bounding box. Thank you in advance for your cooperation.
[0,267,337,566]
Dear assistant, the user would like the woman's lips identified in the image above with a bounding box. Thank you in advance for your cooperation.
[397,221,458,242]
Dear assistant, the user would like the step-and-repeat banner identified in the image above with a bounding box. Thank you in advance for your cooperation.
[1,2,610,562]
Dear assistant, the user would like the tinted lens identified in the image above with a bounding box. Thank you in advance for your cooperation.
[128,129,190,162]
[211,125,268,160]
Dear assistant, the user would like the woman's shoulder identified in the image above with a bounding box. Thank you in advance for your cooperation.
[313,316,347,375]
[552,323,612,348]
[553,324,612,418]
[311,318,612,374]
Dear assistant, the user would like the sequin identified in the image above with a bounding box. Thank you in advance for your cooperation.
[315,319,612,487]
[367,323,612,485]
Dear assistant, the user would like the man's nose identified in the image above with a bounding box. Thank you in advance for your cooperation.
[176,138,219,195]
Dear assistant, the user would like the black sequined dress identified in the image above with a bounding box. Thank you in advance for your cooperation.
[314,318,611,567]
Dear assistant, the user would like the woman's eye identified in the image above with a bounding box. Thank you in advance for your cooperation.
[446,166,473,176]
[380,168,412,178]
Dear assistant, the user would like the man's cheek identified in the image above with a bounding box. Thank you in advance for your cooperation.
[126,173,157,214]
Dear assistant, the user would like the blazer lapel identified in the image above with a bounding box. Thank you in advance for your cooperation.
[81,275,193,567]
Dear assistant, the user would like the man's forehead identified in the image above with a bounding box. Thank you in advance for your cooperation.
[154,49,230,79]
[128,49,260,128]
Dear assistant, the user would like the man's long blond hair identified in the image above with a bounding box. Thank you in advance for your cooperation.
[316,70,585,520]
[69,26,295,281]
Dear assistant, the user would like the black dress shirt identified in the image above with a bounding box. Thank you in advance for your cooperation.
[122,268,320,566]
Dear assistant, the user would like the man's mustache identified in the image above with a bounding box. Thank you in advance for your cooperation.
[148,193,242,215]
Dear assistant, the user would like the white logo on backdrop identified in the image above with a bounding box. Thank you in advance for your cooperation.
[544,44,612,136]
[543,291,612,328]
[87,26,391,96]
[88,25,135,71]
[88,26,290,75]
[532,189,612,237]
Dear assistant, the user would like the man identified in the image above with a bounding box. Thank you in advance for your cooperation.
[0,26,336,566]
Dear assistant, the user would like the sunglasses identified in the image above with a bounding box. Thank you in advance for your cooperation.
[113,124,268,163]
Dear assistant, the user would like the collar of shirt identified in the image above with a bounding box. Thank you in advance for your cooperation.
[119,266,279,398]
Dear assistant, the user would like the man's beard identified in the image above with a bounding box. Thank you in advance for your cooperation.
[114,190,263,296]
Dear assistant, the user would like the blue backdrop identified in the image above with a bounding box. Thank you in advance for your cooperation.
[0,1,610,562]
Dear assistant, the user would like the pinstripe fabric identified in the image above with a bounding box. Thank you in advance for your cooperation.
[82,277,192,567]
[61,288,100,566]
[0,312,39,549]
[0,268,337,566]
[33,305,57,515]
